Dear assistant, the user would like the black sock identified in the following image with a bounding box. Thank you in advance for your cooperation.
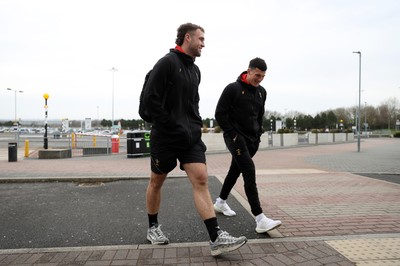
[204,217,221,242]
[148,213,158,228]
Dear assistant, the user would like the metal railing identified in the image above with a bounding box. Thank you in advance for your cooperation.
[0,132,123,157]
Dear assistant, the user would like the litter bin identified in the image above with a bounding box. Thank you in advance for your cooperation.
[111,135,119,153]
[127,130,150,158]
[53,131,61,139]
[8,142,18,162]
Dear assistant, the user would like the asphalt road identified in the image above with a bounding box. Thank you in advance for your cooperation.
[0,176,267,250]
[356,173,400,184]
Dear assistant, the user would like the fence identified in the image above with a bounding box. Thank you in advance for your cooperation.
[0,133,118,157]
[1,131,357,158]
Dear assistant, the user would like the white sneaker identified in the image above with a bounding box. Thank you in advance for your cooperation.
[256,217,282,233]
[214,199,236,216]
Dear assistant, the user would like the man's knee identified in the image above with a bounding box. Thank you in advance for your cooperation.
[184,163,208,185]
[194,173,208,186]
[149,172,167,189]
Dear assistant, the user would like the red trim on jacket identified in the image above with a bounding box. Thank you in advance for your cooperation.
[175,45,185,54]
[241,73,250,84]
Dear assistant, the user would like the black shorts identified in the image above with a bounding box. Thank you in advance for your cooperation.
[150,139,207,174]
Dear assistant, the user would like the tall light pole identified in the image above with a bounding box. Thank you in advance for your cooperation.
[110,67,118,129]
[6,88,23,123]
[353,51,361,152]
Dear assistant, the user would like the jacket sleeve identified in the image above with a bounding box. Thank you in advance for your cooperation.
[215,83,237,139]
[143,56,173,126]
[257,87,267,137]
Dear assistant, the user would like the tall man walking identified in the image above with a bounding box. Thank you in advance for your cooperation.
[142,23,247,256]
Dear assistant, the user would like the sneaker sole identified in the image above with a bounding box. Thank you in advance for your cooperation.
[213,204,236,217]
[255,222,282,234]
[210,238,247,256]
[147,236,169,245]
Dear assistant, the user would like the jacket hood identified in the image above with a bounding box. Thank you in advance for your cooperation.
[237,71,256,89]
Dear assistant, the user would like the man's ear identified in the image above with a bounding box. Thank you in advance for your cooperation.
[185,33,191,42]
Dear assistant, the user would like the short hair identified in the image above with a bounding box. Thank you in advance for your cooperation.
[175,23,205,46]
[249,57,267,72]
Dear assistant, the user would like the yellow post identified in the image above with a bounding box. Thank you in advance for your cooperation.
[72,133,76,149]
[93,135,97,147]
[24,139,29,158]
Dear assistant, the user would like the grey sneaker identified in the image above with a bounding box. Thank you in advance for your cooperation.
[147,224,169,245]
[210,230,247,256]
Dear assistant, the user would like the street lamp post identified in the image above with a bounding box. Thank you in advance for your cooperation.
[110,67,118,129]
[353,51,361,152]
[6,88,23,124]
[43,93,49,149]
[6,88,23,145]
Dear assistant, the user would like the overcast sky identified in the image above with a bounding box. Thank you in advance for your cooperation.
[1,0,399,122]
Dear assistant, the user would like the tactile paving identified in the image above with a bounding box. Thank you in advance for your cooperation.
[326,238,400,265]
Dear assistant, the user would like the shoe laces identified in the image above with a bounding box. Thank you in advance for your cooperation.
[217,231,236,242]
[220,202,232,211]
[151,225,166,238]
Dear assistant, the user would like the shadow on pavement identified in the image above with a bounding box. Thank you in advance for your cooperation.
[355,173,400,184]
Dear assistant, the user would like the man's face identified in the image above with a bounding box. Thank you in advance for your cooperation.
[187,29,205,57]
[247,67,266,87]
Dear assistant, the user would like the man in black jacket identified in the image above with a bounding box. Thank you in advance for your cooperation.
[214,58,282,234]
[143,23,246,256]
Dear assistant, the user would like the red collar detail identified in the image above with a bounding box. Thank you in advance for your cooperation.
[241,73,250,84]
[175,45,185,54]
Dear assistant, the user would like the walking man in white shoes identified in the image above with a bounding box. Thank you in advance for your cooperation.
[214,57,282,233]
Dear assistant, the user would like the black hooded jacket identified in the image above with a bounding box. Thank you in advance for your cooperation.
[143,49,203,148]
[215,71,267,143]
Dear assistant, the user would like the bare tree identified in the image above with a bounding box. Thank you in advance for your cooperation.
[380,97,400,130]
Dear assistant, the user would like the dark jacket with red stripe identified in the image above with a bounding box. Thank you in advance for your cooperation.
[215,71,267,143]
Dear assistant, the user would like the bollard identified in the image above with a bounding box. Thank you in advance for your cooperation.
[71,133,76,149]
[111,135,119,153]
[25,140,29,158]
[93,135,97,147]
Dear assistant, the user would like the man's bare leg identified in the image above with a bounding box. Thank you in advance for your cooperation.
[183,163,215,220]
[146,171,167,215]
[146,171,169,245]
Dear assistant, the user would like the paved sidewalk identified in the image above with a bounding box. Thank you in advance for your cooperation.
[0,138,399,265]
